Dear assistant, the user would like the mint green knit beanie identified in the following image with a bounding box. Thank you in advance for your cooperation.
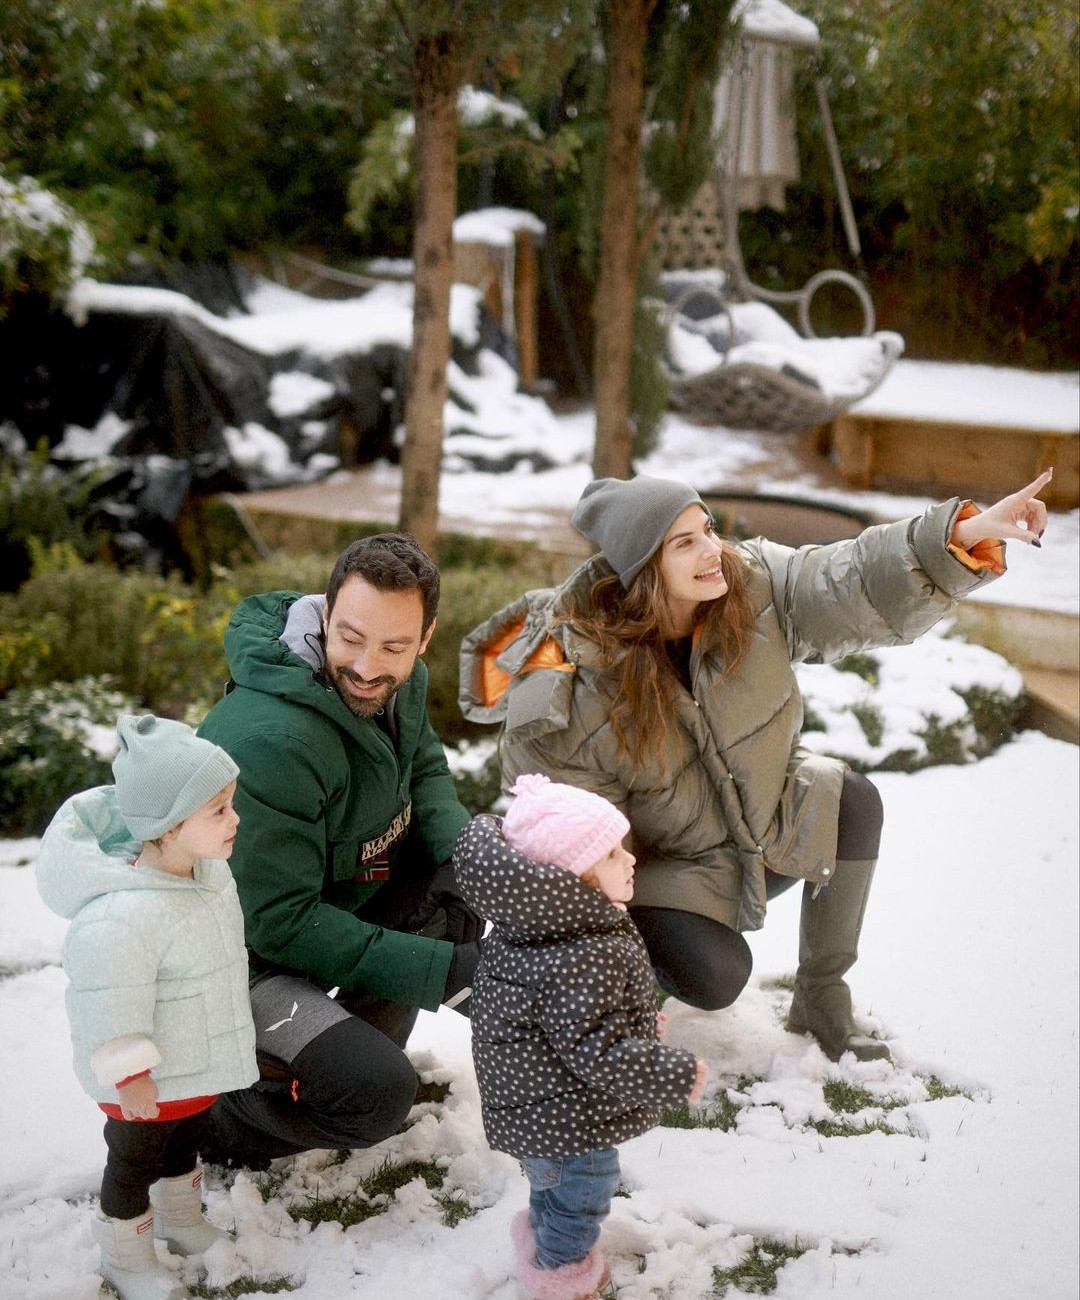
[112,714,239,841]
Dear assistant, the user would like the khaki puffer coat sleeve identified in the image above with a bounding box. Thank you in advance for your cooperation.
[751,497,1000,664]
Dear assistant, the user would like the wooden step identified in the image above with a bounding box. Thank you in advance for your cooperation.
[1020,668,1080,746]
[831,411,1079,509]
[951,601,1079,746]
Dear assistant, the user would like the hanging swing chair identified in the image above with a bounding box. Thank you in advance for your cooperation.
[664,0,903,433]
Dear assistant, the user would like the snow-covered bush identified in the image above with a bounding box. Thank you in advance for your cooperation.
[0,174,95,319]
[795,624,1025,773]
[0,676,131,835]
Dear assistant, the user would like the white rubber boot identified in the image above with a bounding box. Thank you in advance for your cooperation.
[91,1209,188,1300]
[148,1167,230,1256]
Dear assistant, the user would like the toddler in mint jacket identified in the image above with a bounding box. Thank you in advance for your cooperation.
[37,714,257,1300]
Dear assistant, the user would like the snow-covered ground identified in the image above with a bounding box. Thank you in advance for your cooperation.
[4,275,1077,1298]
[1,731,1077,1300]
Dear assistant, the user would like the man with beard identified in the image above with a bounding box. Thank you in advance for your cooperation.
[198,534,482,1169]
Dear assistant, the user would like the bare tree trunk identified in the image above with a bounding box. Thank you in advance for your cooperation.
[400,31,459,555]
[591,0,655,481]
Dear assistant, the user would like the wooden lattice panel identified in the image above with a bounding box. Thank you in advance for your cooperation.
[653,182,726,271]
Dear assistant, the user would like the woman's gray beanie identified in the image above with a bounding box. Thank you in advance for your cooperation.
[112,714,239,841]
[571,476,706,588]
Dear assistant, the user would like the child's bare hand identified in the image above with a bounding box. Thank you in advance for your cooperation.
[656,1011,668,1037]
[117,1073,159,1120]
[687,1060,708,1104]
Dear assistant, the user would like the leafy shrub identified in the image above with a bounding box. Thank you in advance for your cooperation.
[1,563,236,719]
[6,564,188,696]
[0,613,62,694]
[0,438,107,590]
[0,676,131,835]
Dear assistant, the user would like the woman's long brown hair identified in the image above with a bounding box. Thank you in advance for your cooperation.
[556,541,756,768]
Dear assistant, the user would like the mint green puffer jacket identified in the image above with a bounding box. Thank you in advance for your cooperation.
[36,787,257,1104]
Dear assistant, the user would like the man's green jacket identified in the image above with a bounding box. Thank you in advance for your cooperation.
[200,590,470,1011]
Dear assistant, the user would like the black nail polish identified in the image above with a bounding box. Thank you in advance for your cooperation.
[1031,538,1042,549]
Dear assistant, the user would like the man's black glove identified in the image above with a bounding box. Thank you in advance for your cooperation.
[443,939,482,1016]
[406,859,484,945]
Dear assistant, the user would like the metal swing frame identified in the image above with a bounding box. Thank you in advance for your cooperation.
[666,18,896,433]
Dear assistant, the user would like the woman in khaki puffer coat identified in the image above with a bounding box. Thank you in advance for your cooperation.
[460,471,1051,1063]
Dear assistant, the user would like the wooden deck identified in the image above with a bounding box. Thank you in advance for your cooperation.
[828,360,1079,508]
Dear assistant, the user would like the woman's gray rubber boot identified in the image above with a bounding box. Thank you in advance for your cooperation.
[786,858,892,1062]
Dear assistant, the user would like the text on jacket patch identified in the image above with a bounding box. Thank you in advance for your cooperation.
[359,802,412,865]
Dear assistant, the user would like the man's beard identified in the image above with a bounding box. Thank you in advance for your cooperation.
[328,663,400,719]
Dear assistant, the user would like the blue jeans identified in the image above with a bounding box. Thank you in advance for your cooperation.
[521,1148,620,1268]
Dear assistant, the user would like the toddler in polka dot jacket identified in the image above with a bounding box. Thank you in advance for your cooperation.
[453,774,707,1300]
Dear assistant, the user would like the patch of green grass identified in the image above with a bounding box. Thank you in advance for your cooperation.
[289,1188,383,1228]
[822,1079,878,1113]
[812,1078,906,1137]
[761,972,796,993]
[188,1278,296,1298]
[435,1190,478,1228]
[254,1167,291,1203]
[807,1073,974,1138]
[808,1114,899,1138]
[712,1238,809,1295]
[288,1156,448,1228]
[364,1156,445,1197]
[661,1076,757,1132]
[924,1075,970,1102]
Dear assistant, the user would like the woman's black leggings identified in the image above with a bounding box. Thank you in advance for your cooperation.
[631,770,883,1011]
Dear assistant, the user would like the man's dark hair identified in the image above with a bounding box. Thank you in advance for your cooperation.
[325,533,440,631]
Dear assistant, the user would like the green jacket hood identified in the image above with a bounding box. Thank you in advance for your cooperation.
[225,591,354,729]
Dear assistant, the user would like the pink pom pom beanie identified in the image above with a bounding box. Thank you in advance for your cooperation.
[501,773,630,876]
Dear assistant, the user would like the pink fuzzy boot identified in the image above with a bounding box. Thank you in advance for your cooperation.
[509,1210,611,1300]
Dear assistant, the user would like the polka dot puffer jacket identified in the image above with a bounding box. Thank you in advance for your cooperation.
[453,814,697,1160]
